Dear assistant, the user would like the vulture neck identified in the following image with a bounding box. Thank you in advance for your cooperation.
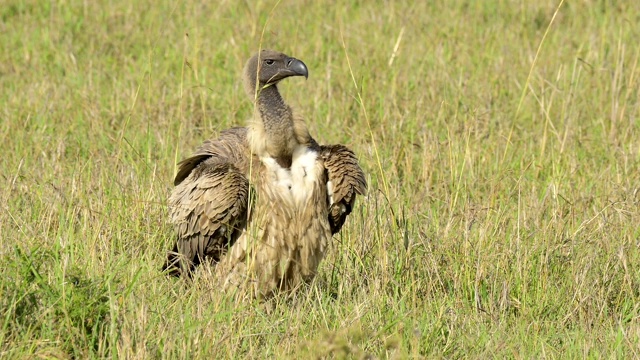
[252,84,298,166]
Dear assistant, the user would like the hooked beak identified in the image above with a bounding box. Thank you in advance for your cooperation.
[283,57,308,79]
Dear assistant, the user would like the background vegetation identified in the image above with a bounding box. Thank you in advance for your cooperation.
[1,0,639,358]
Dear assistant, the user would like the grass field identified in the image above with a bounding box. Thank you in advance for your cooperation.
[1,0,639,358]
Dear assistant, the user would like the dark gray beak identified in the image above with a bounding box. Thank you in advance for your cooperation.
[285,57,308,79]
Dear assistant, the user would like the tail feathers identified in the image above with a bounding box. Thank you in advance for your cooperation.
[162,244,194,278]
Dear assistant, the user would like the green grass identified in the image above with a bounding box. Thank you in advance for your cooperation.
[1,0,639,358]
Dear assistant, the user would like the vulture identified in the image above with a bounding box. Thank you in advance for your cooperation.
[164,50,366,298]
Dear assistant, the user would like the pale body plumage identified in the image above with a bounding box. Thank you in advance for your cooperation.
[165,50,366,298]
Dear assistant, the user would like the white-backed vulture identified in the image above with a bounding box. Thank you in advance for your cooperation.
[164,50,366,298]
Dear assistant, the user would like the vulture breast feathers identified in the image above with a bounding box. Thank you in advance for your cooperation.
[165,50,366,298]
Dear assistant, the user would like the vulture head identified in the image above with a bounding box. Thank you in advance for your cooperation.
[243,50,308,97]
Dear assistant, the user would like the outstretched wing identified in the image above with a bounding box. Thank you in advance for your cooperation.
[165,128,251,276]
[174,127,249,186]
[321,145,367,235]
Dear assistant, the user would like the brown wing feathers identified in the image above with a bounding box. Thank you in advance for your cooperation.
[165,131,250,275]
[174,127,249,186]
[321,145,367,234]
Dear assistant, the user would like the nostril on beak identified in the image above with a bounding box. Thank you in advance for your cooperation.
[286,59,293,67]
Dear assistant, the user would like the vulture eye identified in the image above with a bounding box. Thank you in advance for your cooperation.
[264,59,275,65]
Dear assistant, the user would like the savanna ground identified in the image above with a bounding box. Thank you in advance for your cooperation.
[1,0,639,358]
